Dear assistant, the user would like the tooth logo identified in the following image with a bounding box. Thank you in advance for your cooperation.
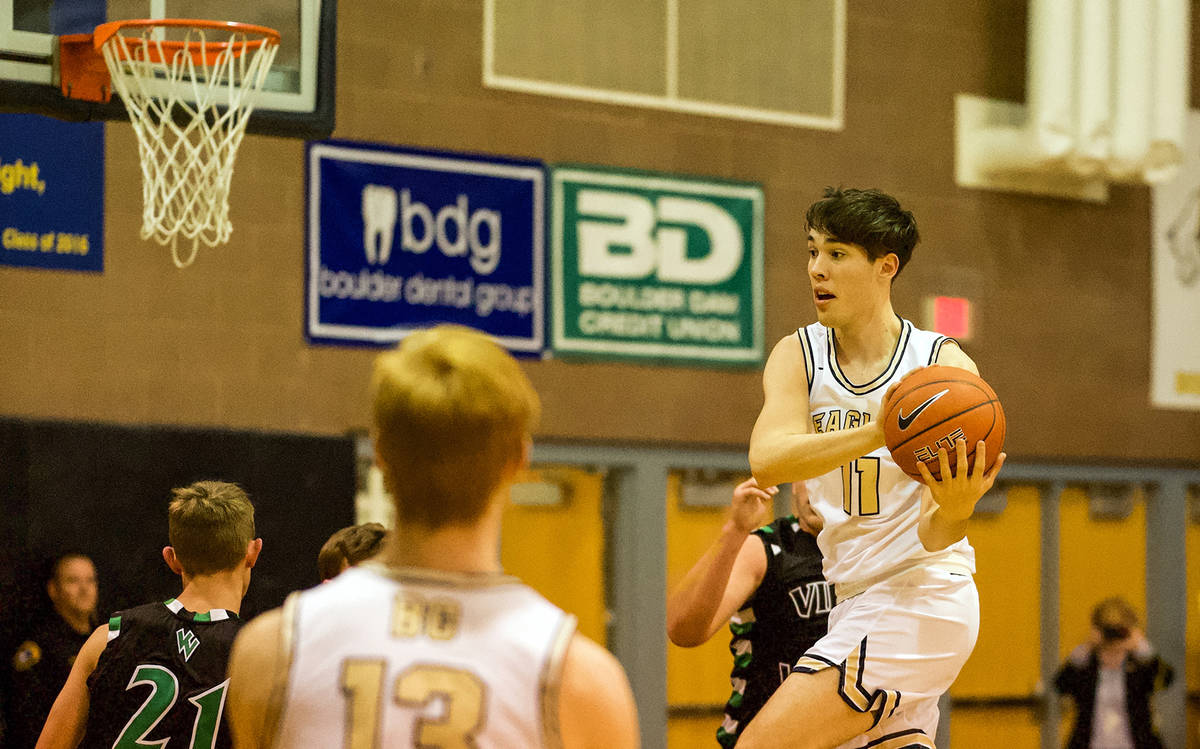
[362,184,398,265]
[359,185,504,273]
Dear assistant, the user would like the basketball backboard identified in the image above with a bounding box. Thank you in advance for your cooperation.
[0,0,334,137]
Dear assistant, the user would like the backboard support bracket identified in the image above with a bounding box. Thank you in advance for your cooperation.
[54,32,110,102]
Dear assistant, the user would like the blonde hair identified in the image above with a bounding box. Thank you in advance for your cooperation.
[168,481,256,575]
[371,325,540,527]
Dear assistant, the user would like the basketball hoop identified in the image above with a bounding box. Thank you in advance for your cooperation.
[59,19,280,267]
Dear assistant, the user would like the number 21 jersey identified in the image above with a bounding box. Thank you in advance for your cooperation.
[82,599,242,749]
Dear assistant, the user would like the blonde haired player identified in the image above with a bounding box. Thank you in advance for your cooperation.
[226,324,639,749]
[739,188,1005,749]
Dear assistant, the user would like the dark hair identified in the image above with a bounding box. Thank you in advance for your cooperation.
[805,187,920,274]
[318,523,388,580]
[49,553,94,583]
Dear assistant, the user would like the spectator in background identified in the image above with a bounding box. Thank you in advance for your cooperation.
[1054,596,1175,749]
[2,554,97,748]
[316,522,388,581]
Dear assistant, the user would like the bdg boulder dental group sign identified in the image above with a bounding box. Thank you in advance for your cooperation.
[306,141,544,351]
[306,140,763,366]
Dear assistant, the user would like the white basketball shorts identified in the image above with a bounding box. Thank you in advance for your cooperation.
[792,564,980,748]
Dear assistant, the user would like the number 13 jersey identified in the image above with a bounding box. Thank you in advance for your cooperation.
[271,564,576,749]
[798,318,975,585]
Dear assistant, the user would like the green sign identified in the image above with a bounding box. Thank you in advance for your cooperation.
[550,166,764,365]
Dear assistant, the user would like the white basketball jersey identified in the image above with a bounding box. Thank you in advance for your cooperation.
[798,318,975,584]
[270,563,576,749]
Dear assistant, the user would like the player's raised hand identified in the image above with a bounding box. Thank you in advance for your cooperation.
[726,478,778,535]
[916,439,1006,522]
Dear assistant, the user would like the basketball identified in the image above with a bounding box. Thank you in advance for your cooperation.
[882,365,1006,482]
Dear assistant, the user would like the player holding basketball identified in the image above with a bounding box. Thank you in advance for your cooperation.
[739,188,1005,749]
[35,481,262,749]
[225,324,639,749]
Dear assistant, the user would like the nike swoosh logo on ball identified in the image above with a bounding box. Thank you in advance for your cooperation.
[897,388,950,430]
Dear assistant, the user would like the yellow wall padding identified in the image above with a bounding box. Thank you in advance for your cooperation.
[1187,506,1200,693]
[1188,498,1199,749]
[500,466,608,645]
[668,714,723,748]
[665,472,746,720]
[1056,486,1146,661]
[953,485,1043,698]
[950,705,1041,748]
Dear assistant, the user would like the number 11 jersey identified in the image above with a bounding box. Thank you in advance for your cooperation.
[798,318,976,585]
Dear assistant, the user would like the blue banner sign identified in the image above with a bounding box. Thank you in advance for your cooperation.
[0,114,104,272]
[306,141,544,352]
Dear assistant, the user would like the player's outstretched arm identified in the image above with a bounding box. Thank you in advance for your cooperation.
[559,634,639,749]
[667,479,773,647]
[916,343,1006,551]
[35,624,107,749]
[227,608,287,749]
[750,335,886,487]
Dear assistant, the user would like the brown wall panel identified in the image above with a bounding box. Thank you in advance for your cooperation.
[2,0,1199,461]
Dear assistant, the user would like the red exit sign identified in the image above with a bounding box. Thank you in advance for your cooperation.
[924,295,972,340]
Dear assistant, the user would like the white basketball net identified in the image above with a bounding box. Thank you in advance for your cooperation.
[100,25,279,267]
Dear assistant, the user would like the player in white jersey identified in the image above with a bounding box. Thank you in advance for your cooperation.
[224,324,639,749]
[740,188,1005,749]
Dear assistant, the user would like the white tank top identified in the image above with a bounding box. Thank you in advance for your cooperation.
[798,318,975,584]
[270,563,576,749]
